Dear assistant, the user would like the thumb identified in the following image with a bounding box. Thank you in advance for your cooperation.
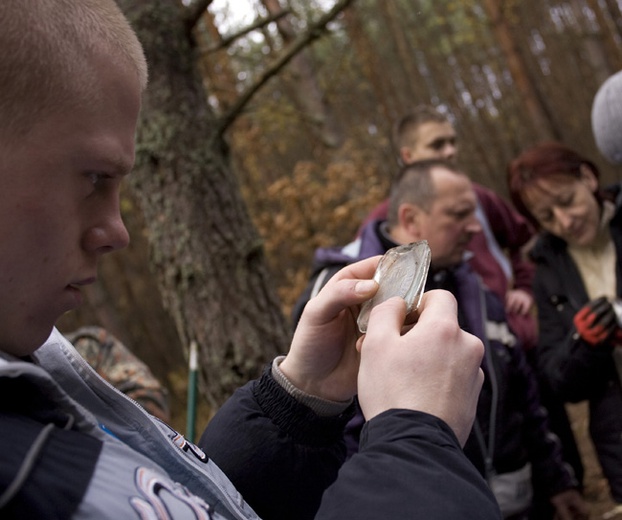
[364,297,407,345]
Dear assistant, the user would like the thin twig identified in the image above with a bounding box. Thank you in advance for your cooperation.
[215,0,355,138]
[205,10,291,53]
[184,0,214,35]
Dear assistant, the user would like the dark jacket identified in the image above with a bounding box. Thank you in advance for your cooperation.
[528,183,622,502]
[293,220,577,504]
[0,328,501,520]
[202,382,502,520]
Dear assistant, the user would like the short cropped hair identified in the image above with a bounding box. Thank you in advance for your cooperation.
[393,105,450,156]
[0,0,148,138]
[507,141,600,229]
[387,158,466,227]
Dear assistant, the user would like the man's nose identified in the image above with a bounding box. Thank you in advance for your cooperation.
[466,215,482,234]
[82,212,130,254]
[442,143,458,161]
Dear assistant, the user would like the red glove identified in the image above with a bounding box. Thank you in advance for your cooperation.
[573,297,618,345]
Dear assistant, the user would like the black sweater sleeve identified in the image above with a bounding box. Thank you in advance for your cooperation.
[199,367,501,520]
[198,365,354,520]
[533,268,615,402]
[317,410,501,519]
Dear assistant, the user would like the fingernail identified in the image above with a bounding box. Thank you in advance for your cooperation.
[355,280,377,294]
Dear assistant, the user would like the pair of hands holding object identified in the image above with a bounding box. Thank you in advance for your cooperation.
[279,255,485,446]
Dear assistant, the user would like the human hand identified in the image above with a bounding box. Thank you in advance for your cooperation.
[279,256,381,402]
[356,290,485,446]
[505,288,534,315]
[573,296,619,346]
[550,488,589,520]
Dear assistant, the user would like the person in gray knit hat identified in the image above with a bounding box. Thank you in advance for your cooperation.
[592,70,622,164]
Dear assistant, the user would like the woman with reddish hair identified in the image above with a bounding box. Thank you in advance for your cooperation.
[507,141,622,509]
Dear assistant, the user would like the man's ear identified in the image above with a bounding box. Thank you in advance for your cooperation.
[399,146,413,165]
[398,203,423,240]
[579,163,599,192]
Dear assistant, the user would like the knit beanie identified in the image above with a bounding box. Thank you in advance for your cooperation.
[592,70,622,164]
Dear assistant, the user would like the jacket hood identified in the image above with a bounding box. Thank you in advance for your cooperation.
[310,220,390,277]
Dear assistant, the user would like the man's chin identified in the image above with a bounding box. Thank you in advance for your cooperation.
[1,326,54,358]
[436,255,463,269]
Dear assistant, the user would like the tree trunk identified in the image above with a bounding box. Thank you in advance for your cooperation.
[118,0,288,410]
[342,6,396,126]
[481,0,558,141]
[583,0,622,76]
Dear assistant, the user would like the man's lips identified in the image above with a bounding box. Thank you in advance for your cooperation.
[69,277,97,289]
[65,278,96,308]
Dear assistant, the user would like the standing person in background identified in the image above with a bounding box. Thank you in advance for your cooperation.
[358,105,538,352]
[345,106,586,495]
[0,1,500,519]
[294,159,587,520]
[301,107,582,489]
[507,140,622,515]
[67,326,171,422]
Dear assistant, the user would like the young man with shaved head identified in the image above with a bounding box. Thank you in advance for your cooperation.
[0,2,500,519]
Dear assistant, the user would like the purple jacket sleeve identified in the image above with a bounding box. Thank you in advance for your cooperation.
[357,199,389,236]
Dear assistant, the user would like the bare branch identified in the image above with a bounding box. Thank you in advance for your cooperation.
[215,0,355,138]
[205,10,291,53]
[184,0,214,34]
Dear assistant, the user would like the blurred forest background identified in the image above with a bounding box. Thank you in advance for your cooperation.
[56,1,622,504]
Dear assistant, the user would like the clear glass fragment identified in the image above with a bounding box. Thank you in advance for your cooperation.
[357,240,431,333]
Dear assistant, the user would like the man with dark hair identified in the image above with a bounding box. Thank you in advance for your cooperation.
[359,105,537,351]
[295,159,587,519]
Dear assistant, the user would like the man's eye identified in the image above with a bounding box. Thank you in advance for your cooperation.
[451,208,473,220]
[87,172,110,185]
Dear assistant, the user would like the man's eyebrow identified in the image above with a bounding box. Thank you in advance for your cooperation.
[96,154,134,176]
[431,136,454,145]
[449,200,476,211]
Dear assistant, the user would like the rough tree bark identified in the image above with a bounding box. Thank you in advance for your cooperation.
[117,0,289,410]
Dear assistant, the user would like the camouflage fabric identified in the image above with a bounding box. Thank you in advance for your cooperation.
[66,326,171,422]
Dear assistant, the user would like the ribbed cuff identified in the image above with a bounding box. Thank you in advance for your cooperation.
[271,356,353,417]
[254,362,355,446]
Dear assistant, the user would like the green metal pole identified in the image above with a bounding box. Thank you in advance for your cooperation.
[186,340,198,443]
